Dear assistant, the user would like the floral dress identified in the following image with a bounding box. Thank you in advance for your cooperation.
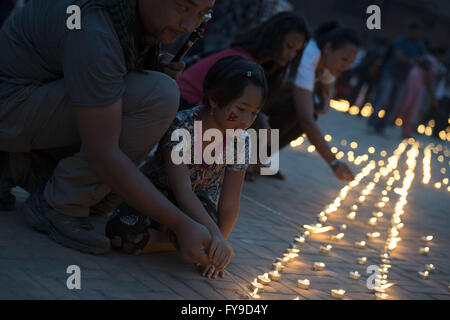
[141,106,250,209]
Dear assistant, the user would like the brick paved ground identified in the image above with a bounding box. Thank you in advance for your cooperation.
[1,109,449,300]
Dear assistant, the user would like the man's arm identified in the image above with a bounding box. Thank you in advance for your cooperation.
[75,99,211,265]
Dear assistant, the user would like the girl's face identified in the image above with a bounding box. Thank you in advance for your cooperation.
[274,32,306,67]
[211,84,263,131]
[322,42,359,77]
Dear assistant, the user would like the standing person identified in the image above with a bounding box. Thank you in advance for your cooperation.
[368,22,427,134]
[0,0,216,267]
[106,56,268,279]
[265,21,360,182]
[392,47,447,138]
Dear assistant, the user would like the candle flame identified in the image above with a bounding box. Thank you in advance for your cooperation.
[303,224,334,234]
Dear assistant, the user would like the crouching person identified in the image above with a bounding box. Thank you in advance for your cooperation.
[0,0,216,267]
[106,56,268,279]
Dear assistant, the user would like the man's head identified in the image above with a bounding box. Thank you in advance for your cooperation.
[138,0,215,44]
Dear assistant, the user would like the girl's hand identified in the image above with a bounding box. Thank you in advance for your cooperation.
[208,234,234,270]
[198,264,226,279]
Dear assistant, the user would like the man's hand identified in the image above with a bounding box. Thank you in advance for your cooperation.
[198,264,225,280]
[158,53,185,81]
[176,220,212,266]
[331,160,355,182]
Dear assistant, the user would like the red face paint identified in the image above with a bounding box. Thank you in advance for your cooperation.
[227,112,238,121]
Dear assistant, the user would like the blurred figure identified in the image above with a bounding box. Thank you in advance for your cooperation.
[368,22,427,134]
[391,49,444,138]
[419,46,449,137]
[265,21,360,182]
[335,36,388,107]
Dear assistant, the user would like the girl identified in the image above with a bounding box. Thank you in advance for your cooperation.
[177,11,310,181]
[106,56,268,279]
[265,21,361,182]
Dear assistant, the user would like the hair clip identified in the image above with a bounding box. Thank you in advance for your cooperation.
[246,71,252,78]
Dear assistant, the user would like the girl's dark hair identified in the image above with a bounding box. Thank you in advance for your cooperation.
[231,11,311,99]
[202,55,268,109]
[315,20,361,51]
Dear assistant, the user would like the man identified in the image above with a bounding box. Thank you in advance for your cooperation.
[0,0,215,267]
[368,22,427,134]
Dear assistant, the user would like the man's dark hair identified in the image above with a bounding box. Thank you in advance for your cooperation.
[202,55,268,109]
[315,20,361,51]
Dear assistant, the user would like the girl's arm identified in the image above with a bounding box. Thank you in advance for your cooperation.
[162,147,232,268]
[162,147,222,238]
[217,169,246,240]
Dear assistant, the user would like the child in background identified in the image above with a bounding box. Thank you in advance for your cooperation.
[106,56,268,279]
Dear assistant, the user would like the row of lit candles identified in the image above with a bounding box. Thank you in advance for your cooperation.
[247,158,381,299]
[248,141,400,299]
[248,140,440,300]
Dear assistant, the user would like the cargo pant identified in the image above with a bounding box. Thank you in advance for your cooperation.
[0,71,179,217]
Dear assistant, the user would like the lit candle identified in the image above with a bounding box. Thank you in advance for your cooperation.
[246,288,260,299]
[295,236,306,244]
[313,262,326,271]
[251,278,264,292]
[319,244,333,255]
[424,264,435,272]
[354,240,366,249]
[331,289,346,299]
[419,247,430,255]
[347,212,356,221]
[303,231,311,238]
[331,233,345,241]
[366,232,381,239]
[421,235,433,242]
[356,257,367,265]
[272,262,285,272]
[283,253,295,262]
[297,279,310,289]
[339,224,347,231]
[276,257,289,265]
[375,292,388,300]
[269,270,280,281]
[352,205,358,210]
[288,253,299,260]
[287,248,300,254]
[380,252,390,259]
[349,271,360,280]
[257,273,271,285]
[381,259,391,264]
[372,211,384,218]
[418,271,429,279]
